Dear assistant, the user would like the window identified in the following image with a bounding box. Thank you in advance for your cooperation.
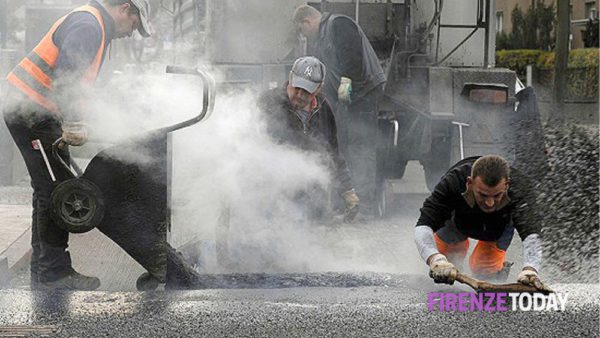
[585,2,597,19]
[496,11,503,33]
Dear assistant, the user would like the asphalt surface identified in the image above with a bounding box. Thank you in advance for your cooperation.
[2,163,598,336]
[0,280,598,337]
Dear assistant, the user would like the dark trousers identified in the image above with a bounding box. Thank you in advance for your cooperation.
[337,86,383,215]
[3,106,73,282]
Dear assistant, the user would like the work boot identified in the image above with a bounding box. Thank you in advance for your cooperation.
[30,273,43,290]
[40,269,100,291]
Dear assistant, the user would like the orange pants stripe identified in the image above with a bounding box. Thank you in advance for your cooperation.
[434,233,506,275]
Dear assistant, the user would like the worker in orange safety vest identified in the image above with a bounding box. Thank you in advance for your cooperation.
[2,0,151,291]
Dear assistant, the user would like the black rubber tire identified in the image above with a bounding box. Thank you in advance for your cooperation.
[136,272,160,291]
[50,178,104,233]
[422,137,452,192]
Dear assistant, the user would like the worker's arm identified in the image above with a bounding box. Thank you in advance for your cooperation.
[330,17,363,81]
[518,233,550,291]
[322,100,358,221]
[414,174,459,284]
[53,12,104,122]
[325,106,353,194]
[414,225,439,262]
[509,170,550,291]
[414,170,458,249]
[522,233,542,272]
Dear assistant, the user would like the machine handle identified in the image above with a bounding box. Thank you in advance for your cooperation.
[144,65,216,136]
[390,120,399,147]
[51,138,83,178]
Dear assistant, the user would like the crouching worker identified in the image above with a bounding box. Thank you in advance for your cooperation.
[414,155,551,291]
[257,56,359,222]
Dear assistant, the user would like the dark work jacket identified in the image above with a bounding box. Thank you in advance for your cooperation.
[258,86,353,192]
[416,156,540,242]
[311,13,386,107]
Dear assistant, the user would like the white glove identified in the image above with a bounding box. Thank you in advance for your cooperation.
[517,268,552,292]
[341,189,359,222]
[337,77,352,104]
[62,121,88,146]
[428,253,457,285]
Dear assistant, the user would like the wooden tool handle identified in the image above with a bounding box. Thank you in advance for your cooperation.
[452,271,552,294]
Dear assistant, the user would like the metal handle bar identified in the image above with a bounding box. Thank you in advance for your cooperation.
[147,65,216,136]
[50,66,216,174]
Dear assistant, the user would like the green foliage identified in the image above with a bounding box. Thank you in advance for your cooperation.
[495,49,544,76]
[532,48,600,69]
[496,1,555,50]
[495,49,599,100]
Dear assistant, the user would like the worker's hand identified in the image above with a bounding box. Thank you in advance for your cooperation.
[517,268,552,292]
[337,77,352,104]
[428,253,458,285]
[62,121,88,147]
[342,189,359,222]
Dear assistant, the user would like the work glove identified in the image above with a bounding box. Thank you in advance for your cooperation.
[428,253,458,285]
[342,189,359,222]
[62,121,88,146]
[517,268,552,292]
[337,77,352,104]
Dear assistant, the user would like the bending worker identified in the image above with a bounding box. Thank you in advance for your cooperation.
[414,155,550,291]
[258,56,360,222]
[293,5,386,217]
[3,0,152,290]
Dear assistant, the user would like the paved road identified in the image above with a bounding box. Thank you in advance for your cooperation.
[0,280,598,337]
[2,162,598,336]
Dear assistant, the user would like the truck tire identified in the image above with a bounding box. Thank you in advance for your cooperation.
[421,137,452,192]
[375,149,408,218]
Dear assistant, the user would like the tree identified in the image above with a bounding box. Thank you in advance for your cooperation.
[510,5,526,49]
[536,1,555,50]
[583,18,600,48]
[552,0,569,123]
[496,1,555,50]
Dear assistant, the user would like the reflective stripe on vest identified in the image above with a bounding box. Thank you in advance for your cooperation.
[6,5,106,115]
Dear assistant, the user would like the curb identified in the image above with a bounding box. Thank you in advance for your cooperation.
[0,227,32,282]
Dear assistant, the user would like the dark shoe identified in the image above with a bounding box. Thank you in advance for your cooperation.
[30,273,43,291]
[40,270,100,291]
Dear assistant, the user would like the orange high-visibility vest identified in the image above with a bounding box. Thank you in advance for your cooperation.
[6,5,106,115]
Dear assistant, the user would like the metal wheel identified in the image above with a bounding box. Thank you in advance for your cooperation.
[50,178,104,233]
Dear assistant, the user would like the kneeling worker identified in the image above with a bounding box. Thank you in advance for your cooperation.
[414,155,550,291]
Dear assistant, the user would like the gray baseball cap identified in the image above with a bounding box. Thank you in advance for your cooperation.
[130,0,152,37]
[290,56,326,94]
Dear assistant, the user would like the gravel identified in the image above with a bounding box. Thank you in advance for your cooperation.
[512,118,599,283]
[537,123,599,282]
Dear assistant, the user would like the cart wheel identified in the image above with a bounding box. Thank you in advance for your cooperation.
[136,272,160,291]
[50,178,104,233]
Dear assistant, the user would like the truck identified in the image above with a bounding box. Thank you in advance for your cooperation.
[1,0,545,281]
[163,0,543,217]
[5,0,543,211]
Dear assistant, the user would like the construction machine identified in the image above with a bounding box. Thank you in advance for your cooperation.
[164,0,543,216]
